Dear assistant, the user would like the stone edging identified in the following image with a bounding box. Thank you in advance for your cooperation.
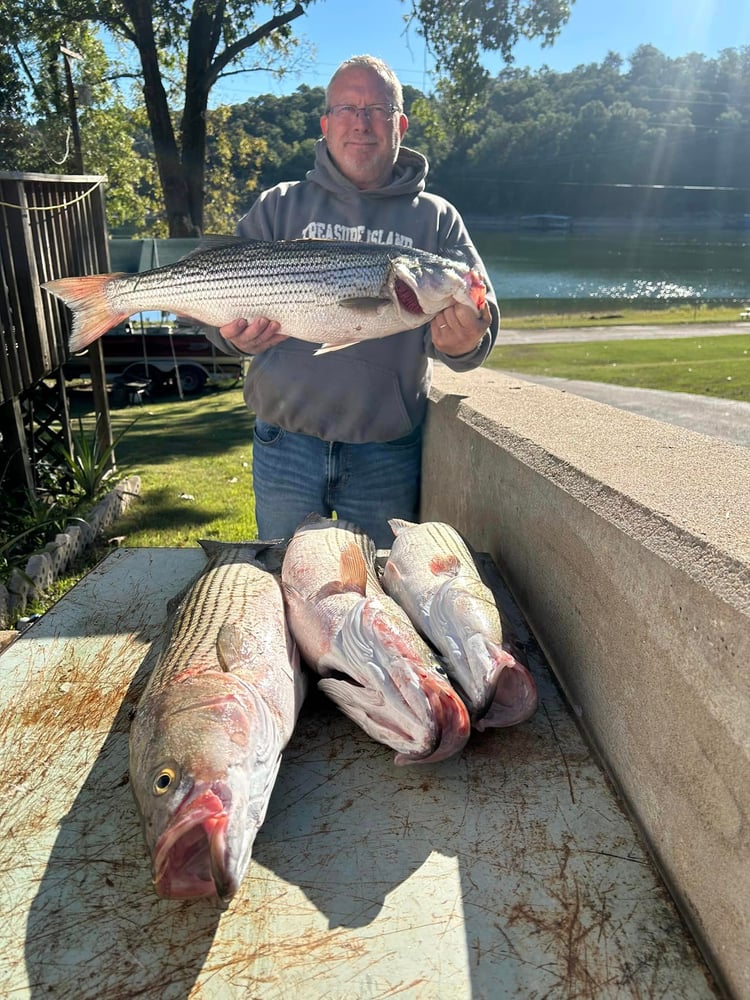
[0,475,141,628]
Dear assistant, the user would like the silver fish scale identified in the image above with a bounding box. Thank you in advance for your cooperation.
[401,520,475,567]
[143,548,283,697]
[112,241,409,314]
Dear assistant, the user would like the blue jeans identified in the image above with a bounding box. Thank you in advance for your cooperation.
[252,419,422,549]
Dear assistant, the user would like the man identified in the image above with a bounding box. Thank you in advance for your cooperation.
[207,55,498,548]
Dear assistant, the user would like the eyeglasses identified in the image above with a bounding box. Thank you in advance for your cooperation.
[325,103,400,122]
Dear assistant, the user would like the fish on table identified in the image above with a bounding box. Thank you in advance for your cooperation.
[42,237,486,355]
[280,514,471,765]
[128,540,306,903]
[381,519,538,728]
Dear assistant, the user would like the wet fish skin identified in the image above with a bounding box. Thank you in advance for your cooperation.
[42,237,487,354]
[280,514,471,765]
[382,519,538,727]
[128,540,306,902]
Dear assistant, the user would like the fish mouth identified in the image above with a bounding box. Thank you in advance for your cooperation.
[452,633,512,721]
[474,650,539,731]
[395,670,471,765]
[152,784,236,901]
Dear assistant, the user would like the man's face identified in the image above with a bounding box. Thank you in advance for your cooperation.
[320,67,408,191]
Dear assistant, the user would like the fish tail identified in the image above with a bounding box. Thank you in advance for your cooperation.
[42,274,129,352]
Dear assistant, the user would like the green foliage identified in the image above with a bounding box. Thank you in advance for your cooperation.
[0,18,159,232]
[407,0,573,129]
[221,45,750,221]
[0,500,78,576]
[431,45,750,217]
[57,416,137,501]
[0,0,574,233]
[0,453,88,581]
[0,413,137,585]
[203,104,268,233]
[226,85,326,191]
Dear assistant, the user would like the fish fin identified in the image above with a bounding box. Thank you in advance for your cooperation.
[381,560,408,603]
[313,580,354,600]
[430,554,461,576]
[194,233,244,251]
[297,512,330,528]
[42,274,130,352]
[182,234,268,259]
[282,580,307,607]
[216,623,245,672]
[388,518,417,537]
[339,542,368,595]
[313,341,359,356]
[338,295,391,312]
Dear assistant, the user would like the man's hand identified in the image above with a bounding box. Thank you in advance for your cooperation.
[430,301,491,357]
[219,317,288,354]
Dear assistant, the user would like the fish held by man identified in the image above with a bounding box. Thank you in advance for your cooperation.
[42,237,487,355]
[128,540,306,903]
[280,514,471,765]
[382,519,538,727]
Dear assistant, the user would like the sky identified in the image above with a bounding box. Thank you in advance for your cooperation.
[210,0,750,106]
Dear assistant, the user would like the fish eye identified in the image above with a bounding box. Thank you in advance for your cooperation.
[153,767,177,795]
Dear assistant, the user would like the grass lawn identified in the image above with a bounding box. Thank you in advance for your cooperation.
[486,334,750,402]
[501,303,747,327]
[93,384,258,547]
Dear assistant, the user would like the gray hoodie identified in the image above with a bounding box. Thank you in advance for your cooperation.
[206,139,499,443]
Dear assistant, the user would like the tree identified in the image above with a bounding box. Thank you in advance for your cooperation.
[203,105,268,234]
[409,0,574,124]
[0,16,159,231]
[2,0,573,235]
[0,0,314,235]
[0,47,32,168]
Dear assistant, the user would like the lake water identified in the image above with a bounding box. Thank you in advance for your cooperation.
[473,228,750,314]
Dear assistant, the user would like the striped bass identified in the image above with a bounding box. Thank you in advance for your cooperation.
[280,514,471,764]
[128,540,306,902]
[382,519,538,728]
[42,237,487,355]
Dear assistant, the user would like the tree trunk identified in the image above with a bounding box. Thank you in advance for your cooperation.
[123,0,307,237]
[180,2,222,235]
[125,0,199,236]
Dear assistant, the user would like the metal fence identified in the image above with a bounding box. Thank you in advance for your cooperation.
[0,172,111,493]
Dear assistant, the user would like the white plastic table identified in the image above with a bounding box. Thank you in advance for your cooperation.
[0,547,717,999]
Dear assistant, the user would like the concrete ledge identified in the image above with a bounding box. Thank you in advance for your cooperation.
[0,475,141,627]
[422,366,750,999]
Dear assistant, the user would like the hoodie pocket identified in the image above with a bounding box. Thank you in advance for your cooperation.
[246,344,420,444]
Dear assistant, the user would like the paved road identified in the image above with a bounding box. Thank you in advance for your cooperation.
[496,324,750,448]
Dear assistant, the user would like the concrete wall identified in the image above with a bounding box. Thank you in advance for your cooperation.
[421,366,750,999]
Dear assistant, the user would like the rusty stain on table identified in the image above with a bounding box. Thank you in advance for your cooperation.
[0,548,717,999]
